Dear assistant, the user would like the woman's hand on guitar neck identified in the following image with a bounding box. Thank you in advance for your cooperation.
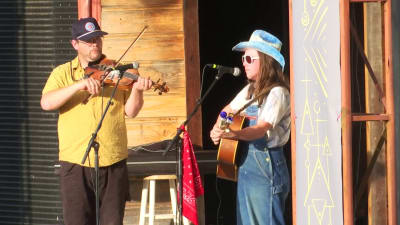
[210,123,225,145]
[210,123,240,145]
[211,106,236,145]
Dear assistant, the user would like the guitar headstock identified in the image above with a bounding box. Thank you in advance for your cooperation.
[152,79,169,95]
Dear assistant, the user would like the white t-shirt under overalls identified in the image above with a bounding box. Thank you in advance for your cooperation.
[229,84,291,148]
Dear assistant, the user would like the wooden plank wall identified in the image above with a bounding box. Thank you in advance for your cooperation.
[101,0,186,147]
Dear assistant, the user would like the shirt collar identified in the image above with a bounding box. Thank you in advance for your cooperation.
[71,56,81,70]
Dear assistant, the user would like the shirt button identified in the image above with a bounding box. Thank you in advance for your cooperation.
[266,158,270,162]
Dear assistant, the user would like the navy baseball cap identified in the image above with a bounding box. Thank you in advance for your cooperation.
[71,17,108,41]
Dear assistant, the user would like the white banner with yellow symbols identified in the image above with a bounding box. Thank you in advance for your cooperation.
[292,0,343,224]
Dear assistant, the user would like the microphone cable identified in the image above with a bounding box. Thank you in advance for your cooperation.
[215,177,226,225]
[199,64,208,99]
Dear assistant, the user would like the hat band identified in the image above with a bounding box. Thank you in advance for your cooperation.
[77,30,103,40]
[250,36,281,51]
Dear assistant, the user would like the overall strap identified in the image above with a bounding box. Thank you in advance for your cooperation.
[233,84,279,116]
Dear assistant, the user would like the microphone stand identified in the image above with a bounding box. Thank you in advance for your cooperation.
[80,69,125,225]
[163,66,226,225]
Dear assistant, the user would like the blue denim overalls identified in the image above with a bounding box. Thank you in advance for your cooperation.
[236,105,290,225]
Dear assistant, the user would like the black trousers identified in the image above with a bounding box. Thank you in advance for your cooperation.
[59,159,130,225]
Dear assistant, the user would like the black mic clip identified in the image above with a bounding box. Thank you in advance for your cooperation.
[108,62,140,79]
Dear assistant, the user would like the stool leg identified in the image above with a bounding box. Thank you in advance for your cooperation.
[148,179,156,225]
[183,216,191,225]
[169,179,177,225]
[139,180,149,225]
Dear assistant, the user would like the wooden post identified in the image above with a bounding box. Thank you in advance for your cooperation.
[383,1,397,225]
[77,0,90,18]
[340,1,354,225]
[91,0,101,25]
[77,0,101,24]
[183,0,202,149]
[184,0,205,223]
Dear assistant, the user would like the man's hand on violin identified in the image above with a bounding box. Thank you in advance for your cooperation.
[80,77,101,95]
[124,76,152,118]
[132,76,152,92]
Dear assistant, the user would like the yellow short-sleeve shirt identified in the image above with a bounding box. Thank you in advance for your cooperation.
[42,57,131,167]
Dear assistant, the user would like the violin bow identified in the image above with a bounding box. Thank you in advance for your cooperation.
[112,25,149,69]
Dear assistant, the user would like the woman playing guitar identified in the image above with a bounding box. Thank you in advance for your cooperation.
[209,29,291,225]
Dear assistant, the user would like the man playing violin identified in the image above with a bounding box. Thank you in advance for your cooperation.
[40,17,152,225]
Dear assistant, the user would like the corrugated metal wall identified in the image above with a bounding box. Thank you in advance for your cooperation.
[0,1,77,224]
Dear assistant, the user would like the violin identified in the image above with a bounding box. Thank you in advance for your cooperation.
[81,25,168,105]
[84,57,169,95]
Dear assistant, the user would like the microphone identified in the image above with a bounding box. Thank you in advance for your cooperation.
[113,62,139,72]
[207,64,241,76]
[101,62,139,80]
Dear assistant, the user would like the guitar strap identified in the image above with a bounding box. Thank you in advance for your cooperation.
[233,84,279,117]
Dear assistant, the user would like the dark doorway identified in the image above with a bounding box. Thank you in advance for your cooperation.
[199,0,290,150]
[198,1,290,224]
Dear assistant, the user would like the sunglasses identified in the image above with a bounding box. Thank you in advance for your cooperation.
[77,37,103,45]
[242,55,260,64]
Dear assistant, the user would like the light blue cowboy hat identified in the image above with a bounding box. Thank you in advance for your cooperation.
[232,29,285,70]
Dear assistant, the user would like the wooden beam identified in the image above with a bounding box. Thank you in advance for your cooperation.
[352,113,389,121]
[77,0,101,24]
[183,0,202,149]
[91,0,101,25]
[383,1,397,224]
[350,0,386,2]
[340,1,354,225]
[78,0,91,18]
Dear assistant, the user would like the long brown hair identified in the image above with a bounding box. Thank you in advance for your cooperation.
[246,52,289,106]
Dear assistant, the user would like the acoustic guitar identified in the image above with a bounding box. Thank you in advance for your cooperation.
[216,114,246,182]
[216,87,277,181]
